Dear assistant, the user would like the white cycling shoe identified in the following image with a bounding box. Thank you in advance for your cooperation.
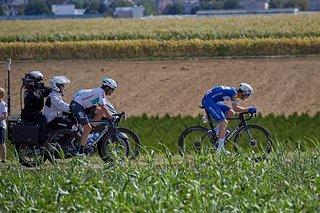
[75,152,86,157]
[217,148,231,155]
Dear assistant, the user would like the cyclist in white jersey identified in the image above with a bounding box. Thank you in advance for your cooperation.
[70,78,117,156]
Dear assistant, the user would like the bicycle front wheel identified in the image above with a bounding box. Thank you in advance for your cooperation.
[178,126,217,157]
[233,124,272,159]
[117,128,141,160]
[97,130,130,163]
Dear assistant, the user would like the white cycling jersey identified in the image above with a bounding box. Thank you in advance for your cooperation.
[72,87,107,109]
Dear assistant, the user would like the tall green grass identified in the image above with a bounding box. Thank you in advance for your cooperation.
[1,140,319,212]
[5,113,320,159]
[1,114,319,211]
[120,113,320,153]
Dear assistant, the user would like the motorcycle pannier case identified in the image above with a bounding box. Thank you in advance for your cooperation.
[11,123,40,145]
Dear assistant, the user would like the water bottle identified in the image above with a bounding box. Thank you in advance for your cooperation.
[86,134,94,145]
[86,133,100,145]
[202,115,208,123]
[92,133,100,141]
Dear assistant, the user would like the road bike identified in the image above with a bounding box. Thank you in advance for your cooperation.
[45,111,141,165]
[178,106,272,159]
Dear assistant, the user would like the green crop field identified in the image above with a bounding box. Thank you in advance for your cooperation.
[1,141,319,211]
[1,14,320,59]
[1,14,320,42]
[1,114,320,211]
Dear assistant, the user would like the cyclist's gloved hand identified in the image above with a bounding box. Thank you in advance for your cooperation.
[120,111,126,119]
[248,107,257,113]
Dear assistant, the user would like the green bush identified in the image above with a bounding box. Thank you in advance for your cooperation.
[120,113,320,153]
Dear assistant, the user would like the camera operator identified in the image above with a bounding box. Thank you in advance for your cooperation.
[21,71,51,145]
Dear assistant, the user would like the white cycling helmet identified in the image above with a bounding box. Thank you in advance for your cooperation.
[102,78,117,89]
[50,76,70,93]
[27,71,43,81]
[239,83,254,96]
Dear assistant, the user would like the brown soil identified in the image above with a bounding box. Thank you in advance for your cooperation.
[1,57,319,117]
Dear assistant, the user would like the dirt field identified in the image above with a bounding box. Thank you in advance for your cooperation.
[1,57,319,117]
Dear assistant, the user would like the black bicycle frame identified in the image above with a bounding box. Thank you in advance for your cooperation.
[74,113,125,147]
[204,109,255,143]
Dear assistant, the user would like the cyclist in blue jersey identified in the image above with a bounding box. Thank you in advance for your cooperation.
[202,83,257,154]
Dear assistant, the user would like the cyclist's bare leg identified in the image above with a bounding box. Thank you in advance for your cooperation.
[81,123,92,146]
[215,110,235,134]
[93,105,113,121]
[218,119,228,140]
[91,106,104,127]
[217,119,228,152]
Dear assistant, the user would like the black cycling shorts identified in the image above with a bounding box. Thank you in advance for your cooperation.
[70,100,90,126]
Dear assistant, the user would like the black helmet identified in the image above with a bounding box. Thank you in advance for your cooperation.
[26,71,43,81]
[22,71,44,89]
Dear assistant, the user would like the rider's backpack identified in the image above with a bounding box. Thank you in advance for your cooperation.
[11,122,40,145]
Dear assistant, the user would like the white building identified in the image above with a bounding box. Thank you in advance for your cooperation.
[52,4,85,15]
[239,0,269,10]
[114,6,144,18]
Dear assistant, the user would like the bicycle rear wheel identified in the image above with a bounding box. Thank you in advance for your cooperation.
[15,144,46,167]
[233,124,272,159]
[97,130,130,163]
[178,126,217,157]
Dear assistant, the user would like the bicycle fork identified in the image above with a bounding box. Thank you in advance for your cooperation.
[243,126,257,147]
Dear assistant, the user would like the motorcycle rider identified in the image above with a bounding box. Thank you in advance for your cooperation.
[44,76,73,130]
[21,71,51,145]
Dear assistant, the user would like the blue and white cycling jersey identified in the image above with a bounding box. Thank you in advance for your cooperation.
[202,86,238,123]
[204,86,238,104]
[72,87,107,109]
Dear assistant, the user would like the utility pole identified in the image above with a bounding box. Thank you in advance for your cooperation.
[6,58,11,116]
